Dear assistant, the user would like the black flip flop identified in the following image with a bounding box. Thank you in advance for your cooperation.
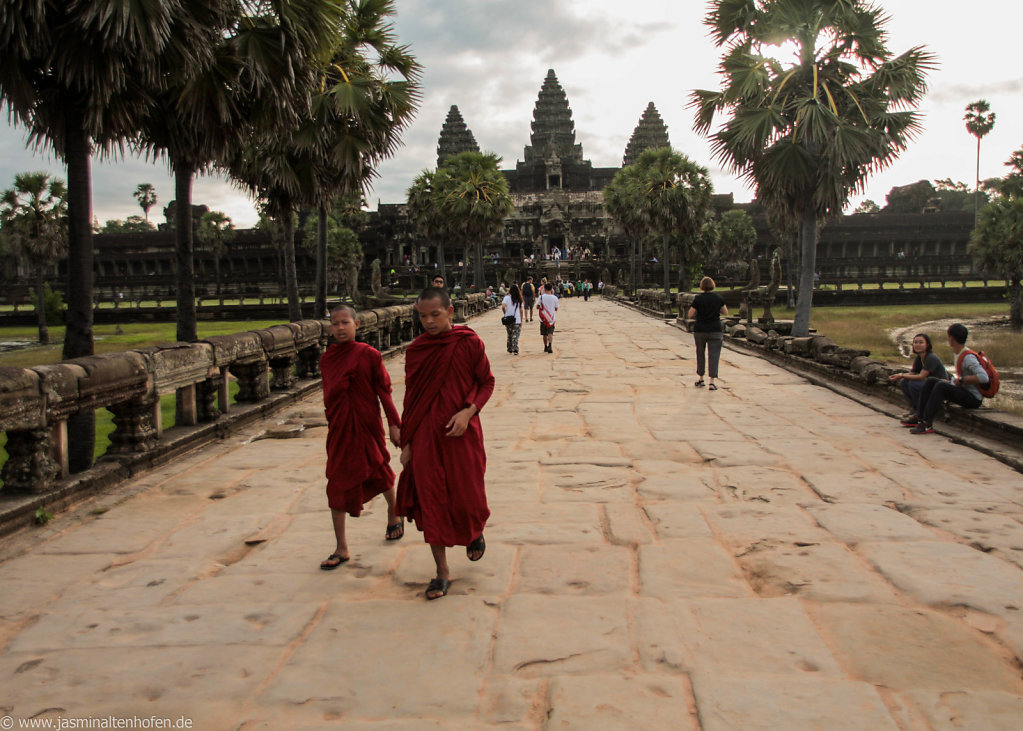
[708,383,718,391]
[320,553,349,570]
[386,518,404,541]
[467,534,486,561]
[426,577,450,600]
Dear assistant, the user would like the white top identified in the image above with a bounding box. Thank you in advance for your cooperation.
[537,293,559,324]
[501,295,523,324]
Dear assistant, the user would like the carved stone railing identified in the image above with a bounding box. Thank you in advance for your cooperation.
[0,303,434,497]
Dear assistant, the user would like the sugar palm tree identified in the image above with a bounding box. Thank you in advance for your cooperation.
[691,0,935,336]
[133,183,158,223]
[407,168,453,283]
[0,173,69,344]
[1,1,187,471]
[438,152,514,291]
[196,211,236,305]
[604,163,649,295]
[964,100,996,220]
[633,148,713,296]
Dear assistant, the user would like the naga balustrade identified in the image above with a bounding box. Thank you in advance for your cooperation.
[0,304,423,496]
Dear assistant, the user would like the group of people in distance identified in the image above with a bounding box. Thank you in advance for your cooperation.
[320,284,493,600]
[501,276,560,355]
[890,322,991,434]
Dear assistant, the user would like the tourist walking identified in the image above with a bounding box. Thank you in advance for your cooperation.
[397,287,495,599]
[521,276,536,322]
[688,277,728,390]
[906,323,990,434]
[319,305,403,570]
[889,333,949,420]
[537,283,559,354]
[502,284,523,355]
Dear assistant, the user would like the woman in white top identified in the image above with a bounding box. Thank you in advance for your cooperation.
[501,284,524,355]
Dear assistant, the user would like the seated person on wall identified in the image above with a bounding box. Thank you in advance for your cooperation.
[904,323,988,435]
[889,333,949,420]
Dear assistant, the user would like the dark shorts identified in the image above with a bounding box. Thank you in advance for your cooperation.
[540,322,555,336]
[524,297,535,308]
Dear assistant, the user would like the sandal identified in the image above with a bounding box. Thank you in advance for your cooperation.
[319,553,349,570]
[386,518,404,541]
[467,534,486,562]
[708,383,718,391]
[425,577,451,600]
[694,379,706,388]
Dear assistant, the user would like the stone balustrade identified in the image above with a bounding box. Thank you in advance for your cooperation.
[0,304,426,496]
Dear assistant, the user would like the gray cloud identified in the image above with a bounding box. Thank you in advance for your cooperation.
[926,78,1023,105]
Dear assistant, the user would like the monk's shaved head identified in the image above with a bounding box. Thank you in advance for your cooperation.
[330,303,358,319]
[418,286,451,309]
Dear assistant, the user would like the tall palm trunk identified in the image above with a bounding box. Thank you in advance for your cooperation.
[173,161,197,343]
[1010,276,1022,328]
[793,210,818,336]
[282,207,302,321]
[34,269,49,345]
[785,232,797,308]
[629,237,636,296]
[437,242,447,283]
[315,206,327,318]
[662,233,670,296]
[215,256,222,306]
[63,115,95,474]
[474,241,484,290]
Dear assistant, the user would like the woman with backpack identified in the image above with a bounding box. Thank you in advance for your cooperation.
[501,284,524,355]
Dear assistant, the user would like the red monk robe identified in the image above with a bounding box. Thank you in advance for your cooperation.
[321,340,400,517]
[397,326,495,546]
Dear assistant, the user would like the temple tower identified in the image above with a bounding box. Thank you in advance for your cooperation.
[623,102,671,166]
[436,105,480,167]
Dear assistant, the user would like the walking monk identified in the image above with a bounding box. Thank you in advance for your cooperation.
[319,304,403,570]
[397,287,495,599]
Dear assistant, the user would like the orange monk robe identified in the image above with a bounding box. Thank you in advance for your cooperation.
[396,326,495,546]
[320,341,400,517]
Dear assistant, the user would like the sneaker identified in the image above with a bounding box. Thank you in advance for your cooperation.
[900,415,921,427]
[909,422,934,435]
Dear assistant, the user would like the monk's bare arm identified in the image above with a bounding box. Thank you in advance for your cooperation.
[445,404,477,437]
[370,350,401,446]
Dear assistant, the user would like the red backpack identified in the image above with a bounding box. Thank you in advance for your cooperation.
[956,349,999,398]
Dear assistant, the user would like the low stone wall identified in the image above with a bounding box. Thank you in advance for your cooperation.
[0,300,491,520]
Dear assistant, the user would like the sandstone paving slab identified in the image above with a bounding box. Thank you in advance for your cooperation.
[681,597,845,678]
[902,480,1005,508]
[805,503,938,545]
[712,465,816,505]
[0,553,113,620]
[516,544,632,595]
[484,502,605,545]
[690,673,899,731]
[7,601,318,653]
[643,503,712,539]
[638,540,753,600]
[34,515,182,555]
[800,469,908,504]
[539,463,635,503]
[539,449,631,466]
[545,673,698,730]
[687,440,783,467]
[258,599,496,720]
[808,602,1023,693]
[532,411,586,439]
[0,645,276,726]
[736,541,903,604]
[492,595,631,677]
[857,540,1023,618]
[636,473,717,502]
[900,689,1023,731]
[478,675,543,726]
[390,539,513,601]
[604,503,655,545]
[156,513,271,562]
[620,439,704,464]
[898,507,1023,565]
[703,504,831,552]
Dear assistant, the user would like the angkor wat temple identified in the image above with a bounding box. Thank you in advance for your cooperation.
[6,69,977,307]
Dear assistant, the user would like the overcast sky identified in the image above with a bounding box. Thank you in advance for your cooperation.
[2,0,1020,228]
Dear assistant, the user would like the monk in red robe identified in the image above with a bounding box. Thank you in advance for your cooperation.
[319,304,402,570]
[397,287,495,599]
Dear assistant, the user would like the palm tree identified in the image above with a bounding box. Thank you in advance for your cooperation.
[970,197,1023,327]
[964,100,996,220]
[196,211,236,305]
[691,0,935,336]
[604,163,649,295]
[633,148,713,296]
[407,168,453,283]
[133,183,158,223]
[0,173,68,344]
[1,2,186,471]
[438,152,514,291]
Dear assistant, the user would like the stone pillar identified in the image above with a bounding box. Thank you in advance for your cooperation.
[197,375,222,422]
[175,384,198,427]
[229,362,270,403]
[1,428,61,493]
[296,345,322,379]
[269,356,297,391]
[105,394,160,455]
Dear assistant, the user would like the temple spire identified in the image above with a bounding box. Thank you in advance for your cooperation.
[623,102,671,166]
[524,69,583,165]
[436,105,480,167]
